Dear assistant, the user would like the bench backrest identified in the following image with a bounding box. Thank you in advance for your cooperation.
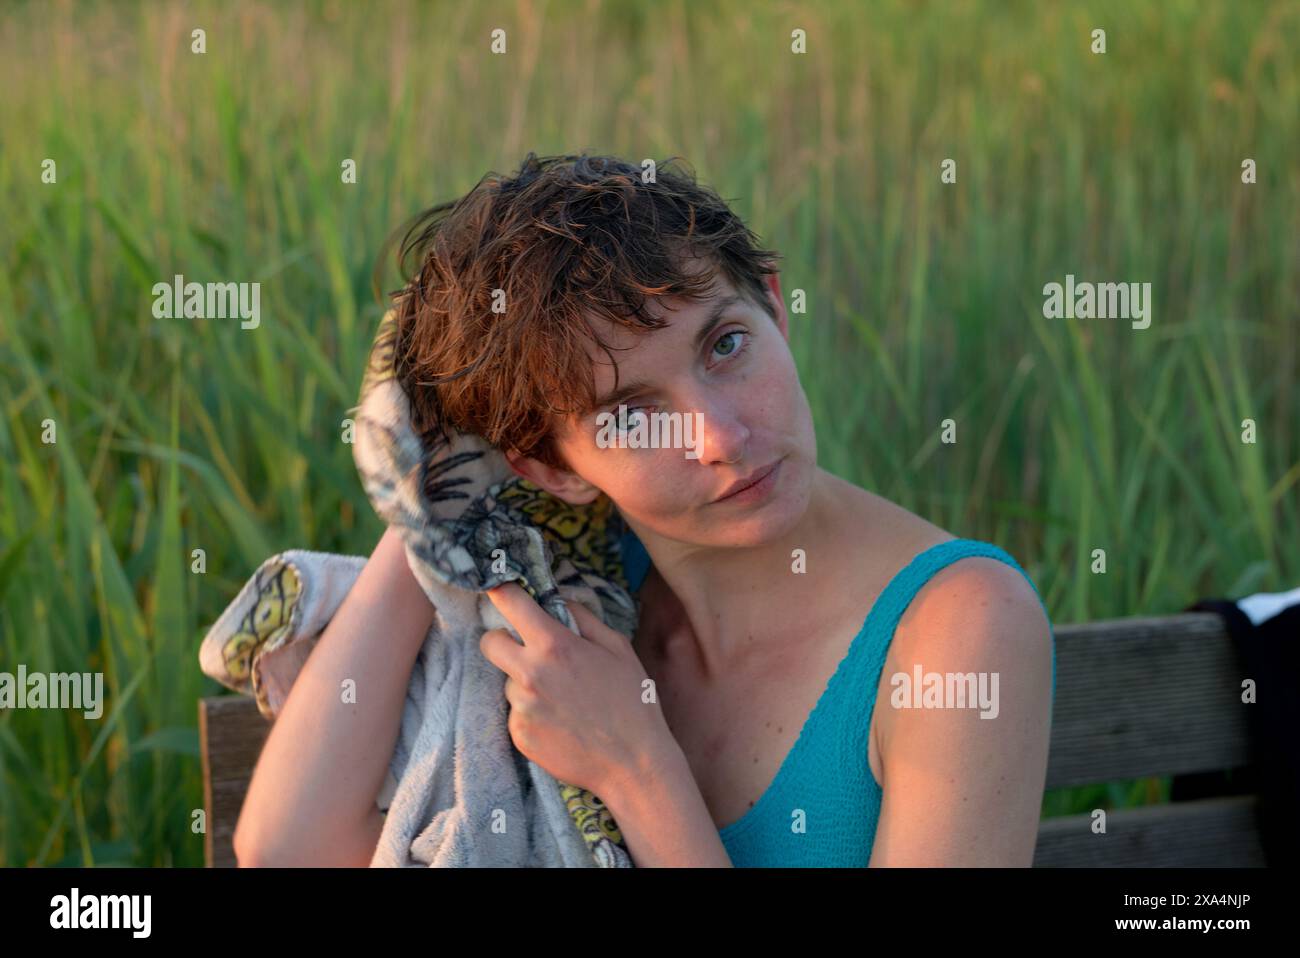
[199,611,1265,867]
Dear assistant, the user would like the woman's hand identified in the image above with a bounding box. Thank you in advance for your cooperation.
[481,583,675,801]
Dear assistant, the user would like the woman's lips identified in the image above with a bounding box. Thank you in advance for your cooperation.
[712,457,784,505]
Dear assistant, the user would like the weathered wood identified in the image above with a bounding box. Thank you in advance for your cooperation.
[199,696,271,868]
[1034,795,1266,867]
[1045,613,1253,788]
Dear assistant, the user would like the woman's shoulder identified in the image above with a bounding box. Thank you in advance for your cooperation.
[836,481,1049,661]
[868,498,1053,705]
[834,479,958,563]
[837,480,1033,594]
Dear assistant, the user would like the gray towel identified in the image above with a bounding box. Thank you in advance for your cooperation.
[198,309,642,866]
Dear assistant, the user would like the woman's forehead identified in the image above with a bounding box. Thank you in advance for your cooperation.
[581,274,742,360]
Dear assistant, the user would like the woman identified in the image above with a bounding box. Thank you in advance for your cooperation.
[233,152,1055,867]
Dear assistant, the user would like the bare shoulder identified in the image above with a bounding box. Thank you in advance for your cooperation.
[889,547,1052,682]
[827,474,956,558]
[852,488,1054,767]
[832,479,1050,665]
[910,548,1047,632]
[835,480,1048,647]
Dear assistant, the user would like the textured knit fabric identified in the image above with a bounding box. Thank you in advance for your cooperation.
[618,533,1057,868]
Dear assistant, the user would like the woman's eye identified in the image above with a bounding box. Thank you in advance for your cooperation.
[616,405,652,431]
[712,330,746,360]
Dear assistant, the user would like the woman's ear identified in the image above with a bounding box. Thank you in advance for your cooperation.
[503,447,602,505]
[765,271,790,342]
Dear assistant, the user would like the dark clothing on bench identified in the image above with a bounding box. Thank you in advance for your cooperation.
[1185,593,1300,865]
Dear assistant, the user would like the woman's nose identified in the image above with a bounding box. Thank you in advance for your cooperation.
[690,405,749,465]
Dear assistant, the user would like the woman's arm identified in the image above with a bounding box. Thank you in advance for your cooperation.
[867,558,1054,867]
[601,743,735,867]
[233,525,437,867]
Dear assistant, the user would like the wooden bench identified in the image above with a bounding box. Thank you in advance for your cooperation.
[199,610,1267,867]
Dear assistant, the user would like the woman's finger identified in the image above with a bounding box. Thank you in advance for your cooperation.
[486,582,564,647]
[566,600,627,654]
[479,626,526,678]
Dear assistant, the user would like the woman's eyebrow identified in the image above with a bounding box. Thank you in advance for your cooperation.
[592,378,654,412]
[589,293,744,413]
[692,293,742,350]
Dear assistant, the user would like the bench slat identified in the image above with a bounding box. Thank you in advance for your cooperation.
[1045,613,1252,788]
[1033,795,1265,867]
[199,696,271,868]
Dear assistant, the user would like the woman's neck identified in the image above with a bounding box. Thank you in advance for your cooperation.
[631,468,855,680]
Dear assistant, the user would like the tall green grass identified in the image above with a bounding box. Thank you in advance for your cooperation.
[1,0,1296,866]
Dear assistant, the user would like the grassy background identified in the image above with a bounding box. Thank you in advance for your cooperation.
[1,0,1296,866]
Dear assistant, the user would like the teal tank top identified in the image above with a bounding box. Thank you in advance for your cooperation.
[617,533,1057,868]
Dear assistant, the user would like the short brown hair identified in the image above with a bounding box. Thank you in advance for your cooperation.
[379,152,782,471]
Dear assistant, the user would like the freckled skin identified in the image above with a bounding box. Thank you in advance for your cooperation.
[539,264,819,554]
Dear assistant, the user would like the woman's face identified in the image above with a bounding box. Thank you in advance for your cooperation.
[540,267,818,550]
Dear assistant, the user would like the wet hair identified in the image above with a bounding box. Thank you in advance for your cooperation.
[377,151,782,470]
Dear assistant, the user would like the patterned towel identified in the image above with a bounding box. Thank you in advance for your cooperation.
[198,308,642,866]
